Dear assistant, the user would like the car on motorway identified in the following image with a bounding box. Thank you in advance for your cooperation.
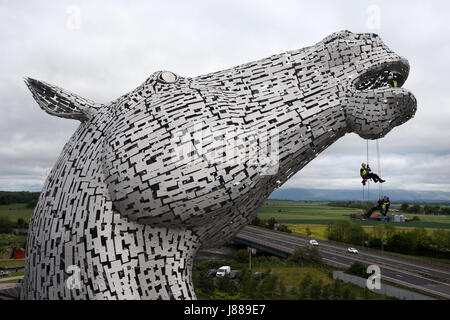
[347,247,359,254]
[309,240,319,246]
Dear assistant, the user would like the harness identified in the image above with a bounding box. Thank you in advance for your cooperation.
[361,167,368,176]
[389,80,398,88]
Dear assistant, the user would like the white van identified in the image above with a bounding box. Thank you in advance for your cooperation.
[216,266,231,277]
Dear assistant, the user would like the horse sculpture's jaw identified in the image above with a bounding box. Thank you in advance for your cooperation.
[22,31,416,300]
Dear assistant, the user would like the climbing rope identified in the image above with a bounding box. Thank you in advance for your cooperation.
[366,140,370,202]
[362,139,384,202]
[376,139,383,199]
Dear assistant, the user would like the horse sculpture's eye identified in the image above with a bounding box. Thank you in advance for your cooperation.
[157,71,178,84]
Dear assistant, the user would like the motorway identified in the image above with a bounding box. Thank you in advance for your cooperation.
[234,227,450,299]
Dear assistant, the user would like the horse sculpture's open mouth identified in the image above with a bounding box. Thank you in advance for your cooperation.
[354,59,409,91]
[343,57,417,140]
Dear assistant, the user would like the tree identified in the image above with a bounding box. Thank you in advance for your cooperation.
[400,203,409,212]
[407,227,430,253]
[306,227,312,238]
[371,224,396,251]
[277,224,292,234]
[216,275,237,294]
[348,223,367,245]
[386,232,413,254]
[321,284,332,300]
[26,199,38,208]
[289,247,323,267]
[332,279,343,299]
[309,279,323,299]
[17,218,26,227]
[195,271,215,295]
[298,274,312,299]
[260,270,278,298]
[423,205,440,215]
[431,229,450,250]
[0,217,14,234]
[342,287,353,300]
[407,204,422,214]
[251,216,261,227]
[233,249,249,263]
[300,274,313,289]
[240,270,260,299]
[267,217,278,230]
[278,279,287,297]
[327,220,368,246]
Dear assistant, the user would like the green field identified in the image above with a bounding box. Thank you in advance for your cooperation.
[0,204,33,223]
[3,200,449,229]
[0,260,25,269]
[258,201,450,229]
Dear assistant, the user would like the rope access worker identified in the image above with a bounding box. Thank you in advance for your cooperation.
[360,163,386,186]
[381,196,391,222]
[364,196,391,220]
[388,75,398,88]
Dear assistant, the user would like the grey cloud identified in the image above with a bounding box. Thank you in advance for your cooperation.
[0,0,449,193]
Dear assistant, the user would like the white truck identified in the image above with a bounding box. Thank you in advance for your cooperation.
[216,266,231,277]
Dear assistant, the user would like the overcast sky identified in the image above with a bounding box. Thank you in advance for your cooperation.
[1,0,449,194]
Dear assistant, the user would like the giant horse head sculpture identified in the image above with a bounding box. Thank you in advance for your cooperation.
[22,31,416,300]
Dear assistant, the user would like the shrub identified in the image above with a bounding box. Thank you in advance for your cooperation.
[26,199,38,208]
[267,218,278,230]
[216,276,237,294]
[233,249,249,263]
[309,279,323,300]
[259,270,278,298]
[17,218,26,227]
[0,217,14,234]
[289,247,323,266]
[327,220,368,246]
[250,216,262,227]
[342,287,352,300]
[321,284,332,300]
[345,262,368,278]
[194,271,215,294]
[400,203,409,212]
[277,224,292,233]
[331,279,343,299]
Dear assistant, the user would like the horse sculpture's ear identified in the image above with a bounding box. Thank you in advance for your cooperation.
[25,77,102,122]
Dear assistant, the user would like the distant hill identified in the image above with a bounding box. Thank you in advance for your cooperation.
[269,188,450,203]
